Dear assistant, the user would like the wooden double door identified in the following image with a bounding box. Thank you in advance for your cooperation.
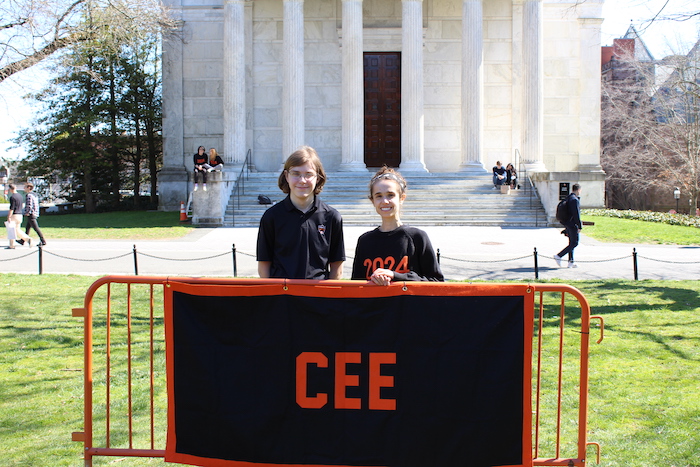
[364,52,401,167]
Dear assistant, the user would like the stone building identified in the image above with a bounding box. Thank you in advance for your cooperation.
[159,0,605,223]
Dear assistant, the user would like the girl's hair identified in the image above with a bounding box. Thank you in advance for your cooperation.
[368,166,407,199]
[278,146,327,195]
[197,146,205,152]
[209,148,218,159]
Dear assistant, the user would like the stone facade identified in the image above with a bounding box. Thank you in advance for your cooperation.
[160,0,606,222]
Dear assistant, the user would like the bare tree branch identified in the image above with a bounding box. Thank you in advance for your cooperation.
[0,32,85,83]
[0,0,176,86]
[0,19,29,31]
[602,46,700,214]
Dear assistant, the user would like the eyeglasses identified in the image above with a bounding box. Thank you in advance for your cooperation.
[287,170,317,181]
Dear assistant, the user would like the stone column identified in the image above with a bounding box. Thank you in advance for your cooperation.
[578,16,605,173]
[224,0,246,164]
[159,1,187,212]
[339,0,366,171]
[460,0,486,173]
[400,0,427,172]
[522,0,546,171]
[283,0,305,160]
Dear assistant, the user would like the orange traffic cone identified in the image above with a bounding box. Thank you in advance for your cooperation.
[179,201,187,222]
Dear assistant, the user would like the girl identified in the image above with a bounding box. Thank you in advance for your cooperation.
[506,163,517,189]
[208,148,224,171]
[351,167,443,285]
[193,146,208,191]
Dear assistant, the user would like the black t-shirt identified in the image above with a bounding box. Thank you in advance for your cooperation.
[9,192,23,215]
[256,195,345,279]
[351,225,444,282]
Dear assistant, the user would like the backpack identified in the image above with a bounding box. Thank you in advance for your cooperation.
[555,197,570,224]
[257,194,272,205]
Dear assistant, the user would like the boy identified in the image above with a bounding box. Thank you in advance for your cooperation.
[256,146,345,279]
[554,184,582,268]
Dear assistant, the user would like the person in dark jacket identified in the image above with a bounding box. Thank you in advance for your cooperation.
[554,184,582,268]
[506,163,518,189]
[351,166,443,284]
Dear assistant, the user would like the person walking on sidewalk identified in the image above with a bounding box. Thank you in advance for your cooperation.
[23,183,46,246]
[554,184,582,268]
[6,184,31,248]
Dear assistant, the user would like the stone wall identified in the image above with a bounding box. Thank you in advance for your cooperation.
[160,0,606,215]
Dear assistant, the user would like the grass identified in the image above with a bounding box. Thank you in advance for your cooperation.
[31,211,195,240]
[0,274,698,466]
[581,214,700,245]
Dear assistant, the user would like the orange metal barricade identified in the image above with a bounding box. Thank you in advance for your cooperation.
[72,276,603,466]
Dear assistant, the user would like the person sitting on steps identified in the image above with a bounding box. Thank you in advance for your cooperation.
[492,161,507,188]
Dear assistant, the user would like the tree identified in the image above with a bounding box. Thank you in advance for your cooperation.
[0,0,176,84]
[118,37,163,208]
[601,44,700,214]
[16,31,164,212]
[17,43,111,212]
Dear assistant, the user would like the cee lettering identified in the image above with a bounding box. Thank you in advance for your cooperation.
[296,352,397,411]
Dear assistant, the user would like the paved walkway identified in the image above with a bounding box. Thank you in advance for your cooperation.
[1,225,698,280]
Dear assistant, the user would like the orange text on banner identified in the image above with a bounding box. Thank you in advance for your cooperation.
[296,352,397,411]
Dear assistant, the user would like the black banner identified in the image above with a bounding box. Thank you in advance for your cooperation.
[165,284,532,467]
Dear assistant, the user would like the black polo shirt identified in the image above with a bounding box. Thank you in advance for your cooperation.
[256,195,345,279]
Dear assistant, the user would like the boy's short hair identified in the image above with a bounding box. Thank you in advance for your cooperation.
[8,183,16,190]
[278,146,327,195]
[25,183,34,190]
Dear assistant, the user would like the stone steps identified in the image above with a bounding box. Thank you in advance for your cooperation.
[224,172,549,227]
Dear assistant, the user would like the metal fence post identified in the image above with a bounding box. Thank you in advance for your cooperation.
[133,244,139,276]
[38,244,43,275]
[633,248,638,281]
[436,248,440,264]
[533,247,539,279]
[232,243,237,277]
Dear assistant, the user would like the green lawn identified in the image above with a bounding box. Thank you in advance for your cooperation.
[0,274,698,466]
[32,211,195,240]
[581,214,700,245]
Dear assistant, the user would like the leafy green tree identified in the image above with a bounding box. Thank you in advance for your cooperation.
[118,38,163,209]
[17,32,164,212]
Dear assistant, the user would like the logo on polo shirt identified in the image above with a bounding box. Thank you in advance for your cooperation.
[318,224,326,235]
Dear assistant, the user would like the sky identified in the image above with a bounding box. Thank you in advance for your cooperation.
[1,0,700,163]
